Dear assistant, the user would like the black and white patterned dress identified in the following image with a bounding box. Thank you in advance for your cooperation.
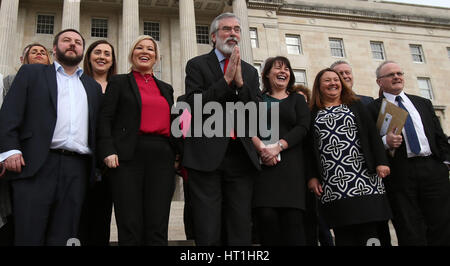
[314,104,390,227]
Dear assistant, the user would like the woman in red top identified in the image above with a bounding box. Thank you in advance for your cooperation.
[97,35,177,245]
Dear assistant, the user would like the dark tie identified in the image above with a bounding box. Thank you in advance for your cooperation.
[223,58,229,74]
[395,96,421,154]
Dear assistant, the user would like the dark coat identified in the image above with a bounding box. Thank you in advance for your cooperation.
[97,72,176,161]
[367,94,450,189]
[0,63,102,181]
[181,49,262,171]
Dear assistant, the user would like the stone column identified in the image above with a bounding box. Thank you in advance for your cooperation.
[179,0,198,92]
[62,0,81,30]
[231,0,253,64]
[120,0,139,73]
[0,0,19,76]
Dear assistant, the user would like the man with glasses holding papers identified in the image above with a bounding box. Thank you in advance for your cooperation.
[368,61,450,246]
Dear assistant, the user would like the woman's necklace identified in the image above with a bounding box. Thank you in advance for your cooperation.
[143,75,151,83]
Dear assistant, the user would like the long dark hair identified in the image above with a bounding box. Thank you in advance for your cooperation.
[310,68,358,110]
[83,40,117,81]
[261,56,296,95]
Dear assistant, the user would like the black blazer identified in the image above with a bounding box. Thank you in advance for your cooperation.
[0,63,102,180]
[181,49,262,171]
[356,94,374,106]
[368,94,450,188]
[97,72,175,161]
[309,100,388,180]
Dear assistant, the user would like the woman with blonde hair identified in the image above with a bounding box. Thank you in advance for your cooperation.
[97,35,177,245]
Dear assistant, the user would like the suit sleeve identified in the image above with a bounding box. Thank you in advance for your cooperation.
[282,95,310,149]
[97,75,121,160]
[359,102,389,167]
[0,66,30,152]
[185,58,234,104]
[425,98,450,162]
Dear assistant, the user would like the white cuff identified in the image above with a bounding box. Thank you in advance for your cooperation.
[0,150,22,162]
[382,135,391,150]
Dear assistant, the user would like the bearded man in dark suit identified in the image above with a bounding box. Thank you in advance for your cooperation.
[180,12,261,246]
[0,29,102,246]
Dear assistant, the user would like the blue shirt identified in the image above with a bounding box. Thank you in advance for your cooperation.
[214,49,228,73]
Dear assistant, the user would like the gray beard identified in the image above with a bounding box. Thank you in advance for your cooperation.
[216,37,239,55]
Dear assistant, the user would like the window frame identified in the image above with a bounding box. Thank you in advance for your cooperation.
[143,21,160,41]
[196,25,210,44]
[329,38,345,58]
[285,34,302,55]
[250,27,259,48]
[409,44,425,63]
[36,14,55,35]
[91,18,108,38]
[417,77,434,100]
[293,69,307,87]
[370,41,385,60]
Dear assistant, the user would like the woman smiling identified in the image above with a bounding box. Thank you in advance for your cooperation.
[97,35,177,246]
[307,68,392,246]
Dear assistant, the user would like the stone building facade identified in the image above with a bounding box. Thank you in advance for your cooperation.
[0,0,449,134]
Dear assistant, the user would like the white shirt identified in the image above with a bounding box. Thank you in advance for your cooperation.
[382,91,432,158]
[0,62,90,162]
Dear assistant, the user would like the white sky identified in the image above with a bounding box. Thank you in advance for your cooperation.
[383,0,450,8]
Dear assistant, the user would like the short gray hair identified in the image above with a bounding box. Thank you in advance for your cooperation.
[330,60,351,70]
[375,60,398,78]
[209,13,241,46]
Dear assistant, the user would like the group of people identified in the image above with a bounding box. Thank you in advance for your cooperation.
[0,12,449,246]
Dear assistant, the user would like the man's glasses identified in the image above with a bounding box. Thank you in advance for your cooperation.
[378,72,404,79]
[218,26,241,33]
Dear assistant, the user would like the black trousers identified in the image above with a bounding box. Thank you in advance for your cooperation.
[333,222,380,246]
[12,151,89,246]
[109,135,175,246]
[254,207,306,246]
[78,171,113,246]
[187,141,257,246]
[388,156,450,246]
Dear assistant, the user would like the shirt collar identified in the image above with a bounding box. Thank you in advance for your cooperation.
[54,61,83,77]
[383,90,406,103]
[214,48,227,63]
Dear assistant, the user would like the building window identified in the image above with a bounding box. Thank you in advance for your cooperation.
[91,18,108,38]
[417,77,433,100]
[285,35,301,55]
[250,28,259,48]
[196,25,209,44]
[329,38,345,57]
[293,70,307,86]
[36,14,54,34]
[144,21,160,41]
[370,41,385,60]
[410,44,425,63]
[447,47,450,59]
